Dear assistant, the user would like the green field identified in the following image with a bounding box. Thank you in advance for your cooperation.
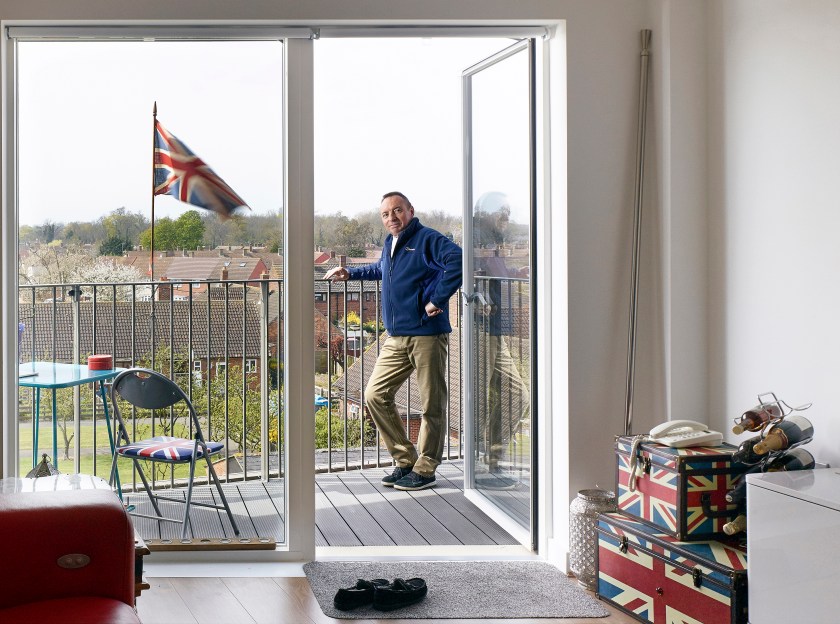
[19,422,196,481]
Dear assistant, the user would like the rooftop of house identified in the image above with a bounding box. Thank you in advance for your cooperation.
[19,300,264,361]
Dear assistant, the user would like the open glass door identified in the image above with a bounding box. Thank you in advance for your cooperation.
[462,39,536,549]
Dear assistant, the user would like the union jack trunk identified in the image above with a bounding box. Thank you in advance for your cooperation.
[596,512,748,624]
[615,436,749,540]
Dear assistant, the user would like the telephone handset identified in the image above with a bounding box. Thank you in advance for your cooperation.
[648,420,723,448]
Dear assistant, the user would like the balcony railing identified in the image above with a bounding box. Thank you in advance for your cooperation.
[16,277,466,489]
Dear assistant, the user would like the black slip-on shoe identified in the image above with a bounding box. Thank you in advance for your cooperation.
[373,577,428,611]
[333,578,390,610]
[393,471,436,491]
[381,464,414,487]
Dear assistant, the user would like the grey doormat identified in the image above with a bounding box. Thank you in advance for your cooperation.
[304,560,609,619]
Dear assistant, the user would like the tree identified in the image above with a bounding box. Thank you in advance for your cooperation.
[64,221,102,245]
[19,225,38,246]
[355,210,385,247]
[174,210,205,250]
[38,221,58,243]
[19,243,93,287]
[335,218,372,257]
[69,258,145,300]
[100,207,148,246]
[139,217,177,251]
[99,235,133,256]
[202,212,249,248]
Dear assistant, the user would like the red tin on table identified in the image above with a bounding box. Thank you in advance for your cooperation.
[88,354,113,370]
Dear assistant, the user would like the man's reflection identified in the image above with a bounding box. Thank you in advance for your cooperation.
[473,191,530,490]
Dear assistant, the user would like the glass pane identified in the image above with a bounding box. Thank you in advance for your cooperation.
[16,40,287,545]
[469,46,532,527]
[312,37,509,472]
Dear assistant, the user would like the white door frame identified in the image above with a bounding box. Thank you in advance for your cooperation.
[1,21,564,562]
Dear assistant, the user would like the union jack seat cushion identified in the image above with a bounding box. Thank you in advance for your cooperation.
[117,436,224,461]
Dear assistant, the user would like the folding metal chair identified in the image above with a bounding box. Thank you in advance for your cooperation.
[108,367,240,538]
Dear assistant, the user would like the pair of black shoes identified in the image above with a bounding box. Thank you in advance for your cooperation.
[333,577,428,611]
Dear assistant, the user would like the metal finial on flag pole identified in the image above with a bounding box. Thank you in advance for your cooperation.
[151,101,157,284]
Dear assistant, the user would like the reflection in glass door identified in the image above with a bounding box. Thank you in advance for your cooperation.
[462,39,535,548]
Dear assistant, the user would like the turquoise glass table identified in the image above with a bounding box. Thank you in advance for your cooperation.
[18,362,124,474]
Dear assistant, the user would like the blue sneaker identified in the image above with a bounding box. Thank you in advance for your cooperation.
[393,471,436,491]
[381,465,414,487]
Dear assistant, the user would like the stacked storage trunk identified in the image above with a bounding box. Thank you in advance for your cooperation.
[595,436,750,623]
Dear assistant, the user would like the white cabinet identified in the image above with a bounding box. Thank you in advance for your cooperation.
[746,469,840,624]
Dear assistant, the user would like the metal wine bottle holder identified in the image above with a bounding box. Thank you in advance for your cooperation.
[747,391,813,449]
[733,392,815,463]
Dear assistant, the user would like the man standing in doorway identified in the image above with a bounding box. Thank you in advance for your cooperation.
[324,191,462,491]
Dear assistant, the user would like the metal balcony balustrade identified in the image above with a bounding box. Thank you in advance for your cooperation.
[15,277,468,489]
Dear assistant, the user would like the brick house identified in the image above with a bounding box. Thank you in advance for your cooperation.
[18,299,264,386]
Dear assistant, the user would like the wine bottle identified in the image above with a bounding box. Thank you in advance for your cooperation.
[731,435,765,465]
[732,403,782,434]
[753,415,814,455]
[763,447,816,472]
[723,513,747,536]
[725,464,764,505]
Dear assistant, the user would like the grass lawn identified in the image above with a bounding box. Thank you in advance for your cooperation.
[18,421,195,481]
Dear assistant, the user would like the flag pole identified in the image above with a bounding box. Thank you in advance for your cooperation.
[151,101,157,284]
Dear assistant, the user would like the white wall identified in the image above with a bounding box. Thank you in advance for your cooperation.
[0,0,677,561]
[707,0,840,466]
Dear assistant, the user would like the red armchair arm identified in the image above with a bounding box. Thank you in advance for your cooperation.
[0,488,135,611]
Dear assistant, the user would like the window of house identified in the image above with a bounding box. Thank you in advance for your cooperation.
[193,360,202,372]
[314,293,326,302]
[246,359,257,373]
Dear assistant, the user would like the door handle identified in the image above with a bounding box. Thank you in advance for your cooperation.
[461,292,488,306]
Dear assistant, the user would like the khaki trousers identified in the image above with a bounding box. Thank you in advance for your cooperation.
[364,334,449,477]
[484,335,530,470]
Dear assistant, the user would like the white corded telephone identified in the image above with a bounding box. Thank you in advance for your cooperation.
[648,420,723,448]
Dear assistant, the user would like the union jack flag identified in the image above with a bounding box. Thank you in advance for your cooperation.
[597,514,747,623]
[154,119,249,219]
[117,435,223,461]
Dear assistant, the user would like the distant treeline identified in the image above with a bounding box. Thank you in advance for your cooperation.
[19,206,468,257]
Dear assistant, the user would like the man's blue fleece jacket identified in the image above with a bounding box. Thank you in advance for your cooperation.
[346,217,462,336]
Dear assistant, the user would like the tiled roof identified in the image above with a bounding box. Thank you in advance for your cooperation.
[164,257,224,280]
[19,300,263,362]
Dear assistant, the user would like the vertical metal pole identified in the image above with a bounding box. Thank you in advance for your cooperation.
[260,279,270,479]
[624,30,652,436]
[151,102,157,283]
[72,285,81,472]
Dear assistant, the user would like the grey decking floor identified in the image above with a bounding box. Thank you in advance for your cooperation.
[125,461,520,547]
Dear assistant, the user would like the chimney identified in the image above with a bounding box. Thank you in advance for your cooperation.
[330,251,336,259]
[339,255,347,267]
[156,276,171,302]
[221,266,229,281]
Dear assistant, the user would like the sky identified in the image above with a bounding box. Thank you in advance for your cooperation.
[17,37,527,229]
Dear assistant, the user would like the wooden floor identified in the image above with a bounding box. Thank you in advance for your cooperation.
[126,461,519,547]
[131,462,634,623]
[136,576,638,624]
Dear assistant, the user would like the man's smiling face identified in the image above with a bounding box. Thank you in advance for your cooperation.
[380,195,414,236]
